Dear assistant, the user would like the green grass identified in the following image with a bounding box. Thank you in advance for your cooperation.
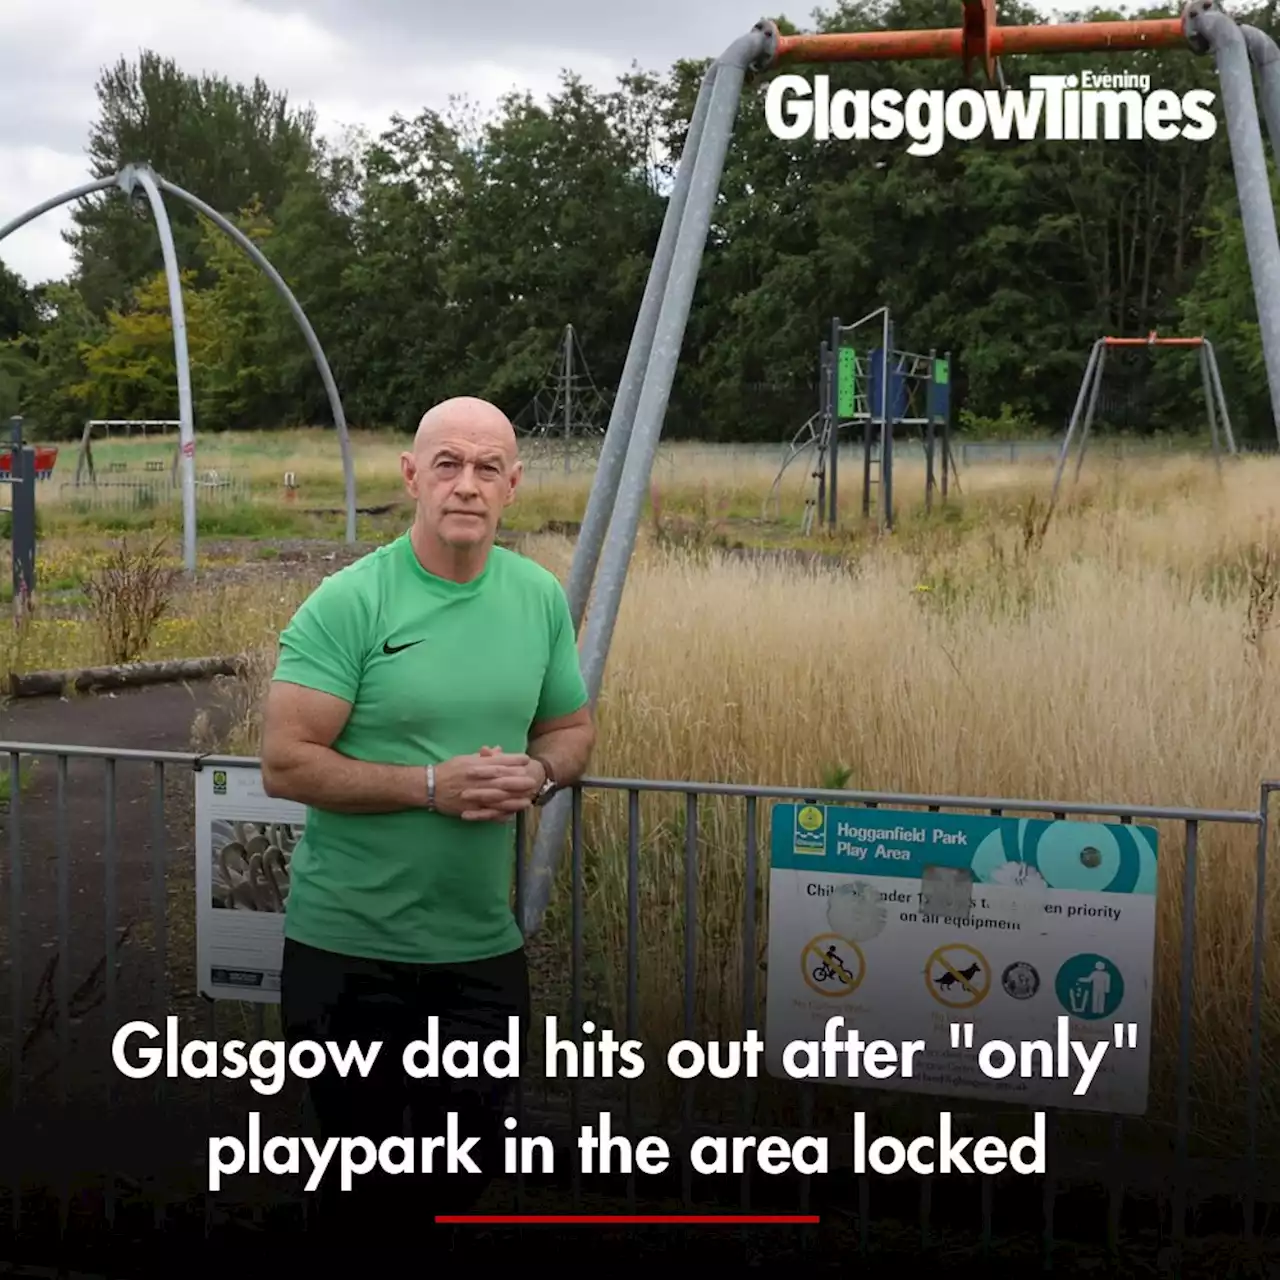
[0,759,38,808]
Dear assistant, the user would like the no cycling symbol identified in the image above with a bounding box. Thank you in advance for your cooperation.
[926,943,990,1009]
[803,934,865,997]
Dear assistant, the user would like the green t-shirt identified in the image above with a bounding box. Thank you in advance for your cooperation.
[270,533,588,965]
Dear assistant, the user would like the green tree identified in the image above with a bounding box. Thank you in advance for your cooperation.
[189,203,279,429]
[11,285,106,438]
[0,263,37,417]
[5,0,1277,445]
[67,51,320,314]
[73,269,217,422]
[249,140,363,428]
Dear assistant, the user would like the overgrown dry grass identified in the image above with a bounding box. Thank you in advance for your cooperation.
[179,448,1280,1157]
[0,568,320,677]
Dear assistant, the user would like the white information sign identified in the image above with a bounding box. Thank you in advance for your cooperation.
[195,764,301,1003]
[764,804,1159,1114]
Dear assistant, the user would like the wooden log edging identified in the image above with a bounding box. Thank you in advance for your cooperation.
[6,654,249,699]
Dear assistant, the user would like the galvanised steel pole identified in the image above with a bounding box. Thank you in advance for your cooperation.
[1050,338,1102,508]
[127,166,199,574]
[0,168,204,570]
[0,177,118,243]
[827,314,839,527]
[1184,0,1280,445]
[564,62,720,631]
[1204,338,1238,452]
[1073,339,1108,483]
[1196,341,1223,469]
[157,176,358,546]
[1241,24,1280,161]
[522,22,776,934]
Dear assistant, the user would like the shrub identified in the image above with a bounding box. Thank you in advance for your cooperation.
[83,536,181,665]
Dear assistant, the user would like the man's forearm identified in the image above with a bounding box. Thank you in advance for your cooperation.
[262,744,428,813]
[528,724,595,788]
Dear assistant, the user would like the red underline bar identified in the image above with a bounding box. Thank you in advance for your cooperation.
[436,1213,821,1225]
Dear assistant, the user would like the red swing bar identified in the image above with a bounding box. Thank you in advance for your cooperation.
[1101,333,1205,347]
[769,0,1189,82]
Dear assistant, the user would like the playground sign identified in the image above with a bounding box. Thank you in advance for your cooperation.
[194,763,299,1002]
[764,804,1158,1113]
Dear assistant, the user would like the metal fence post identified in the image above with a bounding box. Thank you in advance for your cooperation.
[884,316,896,530]
[8,416,34,607]
[1245,781,1273,1235]
[828,315,840,528]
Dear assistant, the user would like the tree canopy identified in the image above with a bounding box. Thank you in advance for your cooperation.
[3,0,1277,444]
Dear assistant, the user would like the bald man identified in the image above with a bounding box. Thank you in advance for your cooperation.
[260,396,594,1250]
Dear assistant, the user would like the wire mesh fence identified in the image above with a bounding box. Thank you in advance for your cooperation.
[53,474,253,513]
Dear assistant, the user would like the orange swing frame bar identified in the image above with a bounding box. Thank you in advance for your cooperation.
[771,0,1188,81]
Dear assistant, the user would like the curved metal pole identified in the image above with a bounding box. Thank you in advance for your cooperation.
[0,177,119,246]
[1,168,199,570]
[521,22,775,936]
[763,412,820,519]
[1241,25,1280,161]
[1185,0,1280,445]
[156,176,358,545]
[127,167,198,573]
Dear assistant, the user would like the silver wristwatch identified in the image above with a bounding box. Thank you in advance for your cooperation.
[533,757,557,805]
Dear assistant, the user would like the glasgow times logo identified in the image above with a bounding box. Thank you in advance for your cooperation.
[764,72,1217,155]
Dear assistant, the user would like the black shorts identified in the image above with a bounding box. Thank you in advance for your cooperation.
[280,935,530,1241]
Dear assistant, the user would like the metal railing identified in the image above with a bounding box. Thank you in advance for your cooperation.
[0,741,1275,1267]
[54,474,252,512]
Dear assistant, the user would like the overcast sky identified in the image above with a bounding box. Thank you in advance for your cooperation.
[0,0,1115,287]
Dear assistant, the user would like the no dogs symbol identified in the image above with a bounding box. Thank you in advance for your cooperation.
[925,943,990,1009]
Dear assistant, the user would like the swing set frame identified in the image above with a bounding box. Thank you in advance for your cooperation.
[1050,332,1236,505]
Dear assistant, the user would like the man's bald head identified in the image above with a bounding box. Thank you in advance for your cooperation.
[400,395,522,567]
[413,396,518,462]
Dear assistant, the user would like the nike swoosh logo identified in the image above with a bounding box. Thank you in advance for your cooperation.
[382,639,424,654]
